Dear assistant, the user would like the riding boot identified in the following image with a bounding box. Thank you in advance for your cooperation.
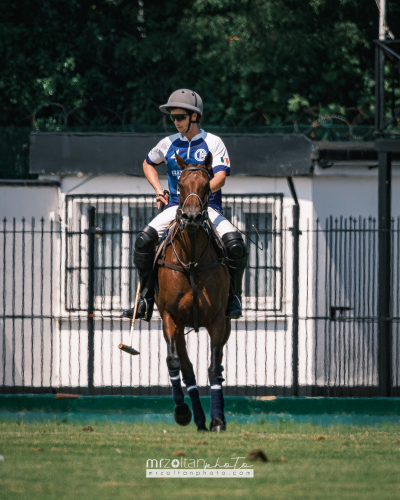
[122,225,158,322]
[222,232,249,320]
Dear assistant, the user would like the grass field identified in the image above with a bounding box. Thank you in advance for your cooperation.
[1,418,400,499]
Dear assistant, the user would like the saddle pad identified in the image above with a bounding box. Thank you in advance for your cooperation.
[154,219,227,269]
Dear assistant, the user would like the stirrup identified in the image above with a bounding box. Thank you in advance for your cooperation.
[122,297,154,322]
[225,294,242,319]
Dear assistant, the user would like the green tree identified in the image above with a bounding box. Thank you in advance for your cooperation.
[1,0,399,128]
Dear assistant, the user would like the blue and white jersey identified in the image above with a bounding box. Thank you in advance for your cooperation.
[146,129,230,212]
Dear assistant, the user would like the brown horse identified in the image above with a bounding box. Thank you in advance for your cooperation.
[157,152,231,432]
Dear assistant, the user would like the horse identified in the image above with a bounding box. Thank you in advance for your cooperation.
[156,152,231,432]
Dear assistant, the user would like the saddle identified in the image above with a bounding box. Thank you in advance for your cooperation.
[154,220,228,269]
[154,220,228,332]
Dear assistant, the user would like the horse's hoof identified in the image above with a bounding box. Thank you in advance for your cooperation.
[197,426,209,432]
[174,403,192,426]
[210,418,226,432]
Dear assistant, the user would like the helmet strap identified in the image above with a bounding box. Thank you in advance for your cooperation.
[185,112,194,134]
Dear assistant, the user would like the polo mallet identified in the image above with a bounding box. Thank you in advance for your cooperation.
[118,190,169,356]
[119,281,141,355]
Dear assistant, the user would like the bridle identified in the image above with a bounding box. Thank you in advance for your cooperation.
[176,166,212,232]
[158,164,226,333]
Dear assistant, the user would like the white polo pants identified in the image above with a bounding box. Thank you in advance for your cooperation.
[149,206,236,240]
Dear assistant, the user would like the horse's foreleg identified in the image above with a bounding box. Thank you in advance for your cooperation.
[163,313,192,426]
[208,315,227,432]
[176,334,207,431]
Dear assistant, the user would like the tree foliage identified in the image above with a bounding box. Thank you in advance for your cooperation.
[1,0,399,129]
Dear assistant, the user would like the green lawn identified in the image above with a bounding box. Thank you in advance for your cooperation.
[1,419,400,499]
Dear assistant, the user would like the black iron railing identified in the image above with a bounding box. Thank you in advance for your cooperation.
[1,199,399,396]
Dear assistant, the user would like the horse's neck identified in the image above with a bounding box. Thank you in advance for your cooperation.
[176,227,210,262]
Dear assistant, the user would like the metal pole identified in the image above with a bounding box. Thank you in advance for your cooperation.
[379,0,386,41]
[375,43,385,134]
[378,150,392,397]
[375,0,386,135]
[375,0,393,397]
[87,206,95,395]
[287,177,300,397]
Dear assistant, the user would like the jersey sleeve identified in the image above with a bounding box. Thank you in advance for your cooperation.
[146,138,170,166]
[210,137,231,176]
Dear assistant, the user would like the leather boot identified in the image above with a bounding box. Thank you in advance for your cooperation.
[222,232,248,319]
[226,293,243,319]
[122,225,158,322]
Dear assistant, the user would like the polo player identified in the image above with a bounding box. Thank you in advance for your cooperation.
[123,89,248,321]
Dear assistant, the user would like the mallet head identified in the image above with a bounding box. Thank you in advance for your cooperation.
[118,344,140,355]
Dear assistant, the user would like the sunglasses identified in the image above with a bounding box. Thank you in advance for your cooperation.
[169,113,189,122]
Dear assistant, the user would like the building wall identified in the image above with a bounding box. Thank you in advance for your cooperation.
[1,172,399,392]
[3,170,400,227]
[312,166,400,221]
[0,185,59,223]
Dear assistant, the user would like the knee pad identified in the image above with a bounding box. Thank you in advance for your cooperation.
[135,225,158,253]
[222,231,248,267]
[134,225,159,270]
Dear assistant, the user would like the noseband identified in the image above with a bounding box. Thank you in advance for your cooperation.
[176,166,211,230]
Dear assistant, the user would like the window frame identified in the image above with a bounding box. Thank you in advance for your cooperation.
[64,194,284,318]
[222,194,283,313]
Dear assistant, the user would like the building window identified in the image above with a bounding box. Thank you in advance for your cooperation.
[65,194,283,315]
[223,195,282,312]
[94,212,122,309]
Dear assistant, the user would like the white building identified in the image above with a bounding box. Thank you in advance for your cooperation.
[1,133,399,396]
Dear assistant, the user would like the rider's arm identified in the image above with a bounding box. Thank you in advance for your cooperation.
[143,159,169,208]
[210,171,226,193]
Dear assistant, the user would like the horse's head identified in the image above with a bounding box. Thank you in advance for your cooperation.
[175,152,212,233]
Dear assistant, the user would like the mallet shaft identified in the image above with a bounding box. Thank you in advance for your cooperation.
[119,280,141,355]
[129,280,141,345]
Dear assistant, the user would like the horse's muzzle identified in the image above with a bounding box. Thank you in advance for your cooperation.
[181,212,204,232]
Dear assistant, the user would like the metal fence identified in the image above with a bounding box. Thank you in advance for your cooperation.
[302,216,400,396]
[1,195,399,396]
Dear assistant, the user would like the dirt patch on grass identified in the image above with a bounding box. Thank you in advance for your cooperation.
[248,449,268,462]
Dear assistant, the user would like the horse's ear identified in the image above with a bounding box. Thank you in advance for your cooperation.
[202,152,213,170]
[176,153,188,170]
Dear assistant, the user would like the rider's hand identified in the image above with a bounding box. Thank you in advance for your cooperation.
[156,191,169,211]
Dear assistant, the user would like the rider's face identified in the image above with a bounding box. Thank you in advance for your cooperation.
[170,108,197,134]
